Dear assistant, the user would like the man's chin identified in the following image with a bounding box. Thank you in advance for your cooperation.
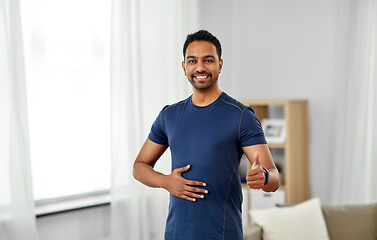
[189,80,214,91]
[191,83,212,90]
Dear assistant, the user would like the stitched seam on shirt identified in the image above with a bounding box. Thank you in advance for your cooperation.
[159,108,167,136]
[159,99,188,138]
[238,107,247,142]
[220,99,243,112]
[220,98,245,142]
[182,98,190,105]
[159,105,173,144]
[222,159,240,240]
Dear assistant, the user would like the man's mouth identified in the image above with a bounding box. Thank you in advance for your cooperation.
[193,75,210,80]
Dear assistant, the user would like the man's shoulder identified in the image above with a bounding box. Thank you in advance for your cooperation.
[159,96,191,114]
[219,92,249,112]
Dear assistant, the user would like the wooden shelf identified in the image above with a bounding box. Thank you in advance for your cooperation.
[267,143,285,149]
[240,99,309,204]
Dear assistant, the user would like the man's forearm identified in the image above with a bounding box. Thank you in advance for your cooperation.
[133,161,167,189]
[134,161,208,202]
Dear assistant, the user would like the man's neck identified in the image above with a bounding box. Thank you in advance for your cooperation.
[191,87,222,107]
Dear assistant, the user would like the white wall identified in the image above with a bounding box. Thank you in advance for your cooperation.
[198,0,345,204]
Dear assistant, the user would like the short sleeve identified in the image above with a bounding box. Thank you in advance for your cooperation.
[148,105,169,145]
[240,107,267,147]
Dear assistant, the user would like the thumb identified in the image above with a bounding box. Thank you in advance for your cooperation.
[175,164,190,174]
[251,152,261,168]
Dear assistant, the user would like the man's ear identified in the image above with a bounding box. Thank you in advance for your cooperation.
[219,59,223,73]
[182,61,186,76]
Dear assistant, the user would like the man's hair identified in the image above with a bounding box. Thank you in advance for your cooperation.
[183,30,222,60]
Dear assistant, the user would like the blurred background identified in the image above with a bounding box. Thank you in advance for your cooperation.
[1,0,376,239]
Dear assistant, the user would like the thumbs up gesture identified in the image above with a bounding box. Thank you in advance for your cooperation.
[246,152,266,189]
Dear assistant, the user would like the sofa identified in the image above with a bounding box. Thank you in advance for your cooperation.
[243,200,377,240]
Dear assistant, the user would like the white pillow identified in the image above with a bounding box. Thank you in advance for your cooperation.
[250,198,329,240]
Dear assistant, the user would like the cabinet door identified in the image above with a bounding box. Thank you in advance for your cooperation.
[250,189,286,209]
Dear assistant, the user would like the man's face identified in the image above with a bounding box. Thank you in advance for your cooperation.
[182,41,223,91]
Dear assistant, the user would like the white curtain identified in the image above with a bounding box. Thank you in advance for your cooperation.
[110,0,197,239]
[332,0,377,205]
[0,0,40,239]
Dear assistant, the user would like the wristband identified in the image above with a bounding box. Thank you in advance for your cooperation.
[262,167,269,186]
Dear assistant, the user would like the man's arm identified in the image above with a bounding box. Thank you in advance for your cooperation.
[133,139,208,202]
[242,144,280,192]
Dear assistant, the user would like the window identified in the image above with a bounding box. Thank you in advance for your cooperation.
[20,0,111,201]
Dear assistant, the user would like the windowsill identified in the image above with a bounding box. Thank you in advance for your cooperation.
[35,190,110,217]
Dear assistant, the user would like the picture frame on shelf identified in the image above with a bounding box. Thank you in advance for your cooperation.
[261,118,286,144]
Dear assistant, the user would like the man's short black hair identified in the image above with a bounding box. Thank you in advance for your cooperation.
[183,30,222,60]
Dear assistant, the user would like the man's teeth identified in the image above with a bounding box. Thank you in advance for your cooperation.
[196,76,208,79]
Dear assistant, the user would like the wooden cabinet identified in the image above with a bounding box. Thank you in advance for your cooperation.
[240,99,310,204]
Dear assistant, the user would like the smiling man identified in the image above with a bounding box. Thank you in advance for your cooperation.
[184,40,222,91]
[133,30,280,240]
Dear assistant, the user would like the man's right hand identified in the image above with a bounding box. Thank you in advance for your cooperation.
[133,140,209,202]
[162,165,208,202]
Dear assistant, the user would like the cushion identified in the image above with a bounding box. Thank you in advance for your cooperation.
[243,224,262,240]
[250,198,329,240]
[321,202,377,240]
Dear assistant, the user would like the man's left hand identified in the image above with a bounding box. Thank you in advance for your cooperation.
[246,151,265,189]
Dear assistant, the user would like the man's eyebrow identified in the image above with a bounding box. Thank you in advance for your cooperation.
[186,55,215,59]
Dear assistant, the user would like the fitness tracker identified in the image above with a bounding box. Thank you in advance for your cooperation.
[262,167,269,186]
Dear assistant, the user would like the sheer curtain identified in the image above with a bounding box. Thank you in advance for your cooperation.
[332,0,377,205]
[110,0,197,239]
[0,0,40,239]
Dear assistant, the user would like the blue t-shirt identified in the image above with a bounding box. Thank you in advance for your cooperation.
[148,92,266,240]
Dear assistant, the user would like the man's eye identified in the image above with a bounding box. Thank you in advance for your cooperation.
[188,60,196,64]
[205,59,214,63]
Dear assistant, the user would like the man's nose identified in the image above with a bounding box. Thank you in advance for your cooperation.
[196,61,206,72]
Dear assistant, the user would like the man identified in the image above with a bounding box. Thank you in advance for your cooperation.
[133,30,280,240]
